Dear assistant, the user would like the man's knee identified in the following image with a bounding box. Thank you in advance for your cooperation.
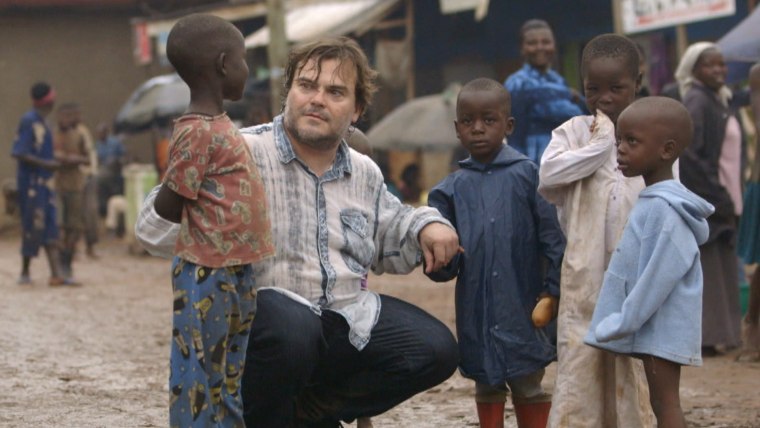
[424,321,458,383]
[247,290,324,369]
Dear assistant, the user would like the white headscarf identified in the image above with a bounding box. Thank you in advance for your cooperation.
[674,41,732,106]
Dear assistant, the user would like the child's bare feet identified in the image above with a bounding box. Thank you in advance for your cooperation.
[356,417,373,428]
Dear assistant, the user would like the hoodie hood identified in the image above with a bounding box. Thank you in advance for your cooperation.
[639,180,715,245]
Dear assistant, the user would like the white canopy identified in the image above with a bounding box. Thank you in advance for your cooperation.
[245,0,401,49]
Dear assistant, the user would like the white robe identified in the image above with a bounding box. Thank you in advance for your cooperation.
[539,115,655,428]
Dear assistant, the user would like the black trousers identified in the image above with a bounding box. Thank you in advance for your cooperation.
[241,289,459,427]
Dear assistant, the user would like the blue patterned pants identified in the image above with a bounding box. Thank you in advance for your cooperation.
[169,258,256,428]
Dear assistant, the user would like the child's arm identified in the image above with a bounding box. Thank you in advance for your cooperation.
[538,111,616,203]
[13,153,59,170]
[424,185,461,282]
[531,175,565,327]
[154,183,185,223]
[595,215,697,342]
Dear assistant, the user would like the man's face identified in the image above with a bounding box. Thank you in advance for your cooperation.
[283,58,360,151]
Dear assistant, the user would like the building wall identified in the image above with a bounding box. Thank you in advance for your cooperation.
[0,9,167,223]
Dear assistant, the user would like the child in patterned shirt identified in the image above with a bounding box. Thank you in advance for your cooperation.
[154,14,274,428]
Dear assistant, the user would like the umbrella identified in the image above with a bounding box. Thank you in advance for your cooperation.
[717,7,760,83]
[367,84,461,151]
[114,74,190,134]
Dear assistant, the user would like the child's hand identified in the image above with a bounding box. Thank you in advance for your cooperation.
[589,110,614,139]
[531,295,558,328]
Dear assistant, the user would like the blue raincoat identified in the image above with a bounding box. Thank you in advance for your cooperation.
[427,145,565,384]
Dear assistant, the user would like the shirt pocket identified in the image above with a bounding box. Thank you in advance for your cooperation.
[339,208,374,274]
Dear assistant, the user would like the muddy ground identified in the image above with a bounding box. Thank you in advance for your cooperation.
[0,234,758,427]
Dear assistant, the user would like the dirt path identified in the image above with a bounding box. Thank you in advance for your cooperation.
[0,235,758,427]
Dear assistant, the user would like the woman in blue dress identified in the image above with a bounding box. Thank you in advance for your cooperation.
[504,19,585,164]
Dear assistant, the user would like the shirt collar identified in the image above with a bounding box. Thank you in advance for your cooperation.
[458,142,526,170]
[273,115,353,177]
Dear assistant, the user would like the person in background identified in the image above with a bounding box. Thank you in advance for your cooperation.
[585,97,714,428]
[504,19,585,165]
[427,78,565,428]
[53,102,89,283]
[70,107,99,258]
[737,62,760,362]
[11,82,69,286]
[399,163,422,204]
[675,42,743,355]
[538,34,656,427]
[95,122,125,220]
[635,42,651,98]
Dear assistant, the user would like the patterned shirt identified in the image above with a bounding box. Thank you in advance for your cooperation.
[164,113,274,268]
[137,115,452,349]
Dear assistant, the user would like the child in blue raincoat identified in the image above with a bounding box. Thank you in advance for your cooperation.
[426,78,565,428]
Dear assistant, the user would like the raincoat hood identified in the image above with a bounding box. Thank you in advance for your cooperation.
[639,180,714,245]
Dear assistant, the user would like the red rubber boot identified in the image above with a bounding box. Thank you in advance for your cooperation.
[476,402,505,428]
[513,401,551,428]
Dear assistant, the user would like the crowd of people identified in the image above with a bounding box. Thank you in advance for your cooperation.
[10,11,760,428]
[11,83,127,286]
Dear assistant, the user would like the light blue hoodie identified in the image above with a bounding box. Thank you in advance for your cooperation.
[584,180,714,366]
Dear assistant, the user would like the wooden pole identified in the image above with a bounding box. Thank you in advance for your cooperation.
[266,0,288,117]
[611,0,623,34]
[676,24,688,60]
[405,0,415,100]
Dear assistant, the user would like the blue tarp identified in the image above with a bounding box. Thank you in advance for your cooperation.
[718,7,760,83]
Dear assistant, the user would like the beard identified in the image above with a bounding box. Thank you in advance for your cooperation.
[283,107,348,151]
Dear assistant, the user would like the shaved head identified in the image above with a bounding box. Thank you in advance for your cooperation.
[621,96,693,154]
[458,78,511,116]
[166,14,244,84]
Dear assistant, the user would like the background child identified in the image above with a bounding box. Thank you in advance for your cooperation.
[154,14,274,427]
[585,96,714,428]
[53,102,90,283]
[538,34,656,427]
[426,78,565,428]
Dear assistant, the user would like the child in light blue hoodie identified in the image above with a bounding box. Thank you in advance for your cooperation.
[584,96,714,428]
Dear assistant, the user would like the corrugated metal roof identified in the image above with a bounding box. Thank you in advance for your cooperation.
[244,0,401,49]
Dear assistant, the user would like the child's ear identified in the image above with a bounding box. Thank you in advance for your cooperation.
[661,139,677,160]
[216,52,227,76]
[505,117,515,136]
[635,71,643,94]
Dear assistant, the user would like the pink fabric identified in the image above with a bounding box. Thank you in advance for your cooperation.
[719,116,743,215]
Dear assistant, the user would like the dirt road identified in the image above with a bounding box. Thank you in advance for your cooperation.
[0,235,758,427]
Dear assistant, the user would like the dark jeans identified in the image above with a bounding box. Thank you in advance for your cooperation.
[241,289,459,427]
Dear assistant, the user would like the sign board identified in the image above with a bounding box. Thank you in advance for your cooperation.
[621,0,736,34]
[132,21,152,65]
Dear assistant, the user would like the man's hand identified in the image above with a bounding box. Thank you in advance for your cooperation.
[418,222,463,274]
